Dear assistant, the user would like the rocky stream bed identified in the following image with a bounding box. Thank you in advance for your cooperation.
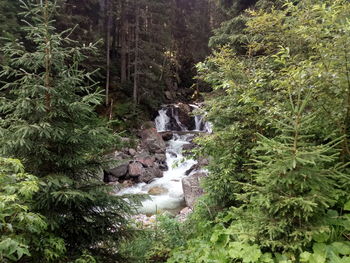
[104,103,211,224]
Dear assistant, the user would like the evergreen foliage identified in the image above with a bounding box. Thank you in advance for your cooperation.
[235,89,345,253]
[3,0,350,262]
[167,0,350,262]
[0,0,116,177]
[0,1,137,261]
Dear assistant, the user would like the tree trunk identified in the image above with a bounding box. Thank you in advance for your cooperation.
[133,3,139,106]
[105,0,111,106]
[120,0,127,83]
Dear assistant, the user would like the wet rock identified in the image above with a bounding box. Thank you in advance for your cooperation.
[139,166,163,183]
[148,186,168,195]
[158,161,168,171]
[182,143,197,157]
[185,163,200,176]
[183,143,196,152]
[182,172,207,208]
[168,151,177,158]
[140,128,166,154]
[177,103,195,130]
[122,180,134,188]
[161,131,173,141]
[129,162,145,177]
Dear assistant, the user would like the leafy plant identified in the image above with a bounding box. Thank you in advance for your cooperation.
[0,157,65,262]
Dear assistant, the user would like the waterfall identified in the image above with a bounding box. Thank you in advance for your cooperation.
[155,108,170,132]
[155,104,211,132]
[118,104,211,214]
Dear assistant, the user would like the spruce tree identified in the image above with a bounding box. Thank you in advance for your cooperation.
[0,1,136,261]
[237,89,344,254]
[0,0,114,177]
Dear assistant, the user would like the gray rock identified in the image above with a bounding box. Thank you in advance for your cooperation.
[183,143,196,152]
[129,148,137,156]
[141,121,156,129]
[139,166,163,183]
[135,152,156,167]
[182,172,207,208]
[177,103,195,130]
[109,163,128,178]
[140,128,166,154]
[198,157,209,166]
[154,153,166,162]
[128,162,145,177]
[185,163,200,176]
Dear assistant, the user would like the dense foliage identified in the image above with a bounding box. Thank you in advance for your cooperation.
[166,0,350,262]
[0,158,65,262]
[0,1,137,262]
[2,0,350,262]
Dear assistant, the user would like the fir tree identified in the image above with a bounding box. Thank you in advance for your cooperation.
[237,89,344,254]
[0,0,115,177]
[0,1,137,261]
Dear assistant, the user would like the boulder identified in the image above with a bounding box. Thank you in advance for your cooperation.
[168,151,177,158]
[148,186,168,195]
[153,153,168,171]
[122,180,134,188]
[185,163,200,176]
[128,162,145,177]
[140,128,166,154]
[183,143,196,152]
[182,172,207,208]
[105,163,129,182]
[139,166,163,183]
[161,131,173,141]
[104,150,129,161]
[177,103,195,130]
[135,152,156,167]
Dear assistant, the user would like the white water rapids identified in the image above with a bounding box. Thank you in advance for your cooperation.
[118,133,197,214]
[118,104,211,214]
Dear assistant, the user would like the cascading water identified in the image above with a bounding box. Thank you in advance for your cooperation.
[118,133,197,214]
[119,104,211,214]
[154,108,170,132]
[155,104,212,133]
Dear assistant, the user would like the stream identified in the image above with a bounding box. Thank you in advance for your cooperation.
[118,104,210,214]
